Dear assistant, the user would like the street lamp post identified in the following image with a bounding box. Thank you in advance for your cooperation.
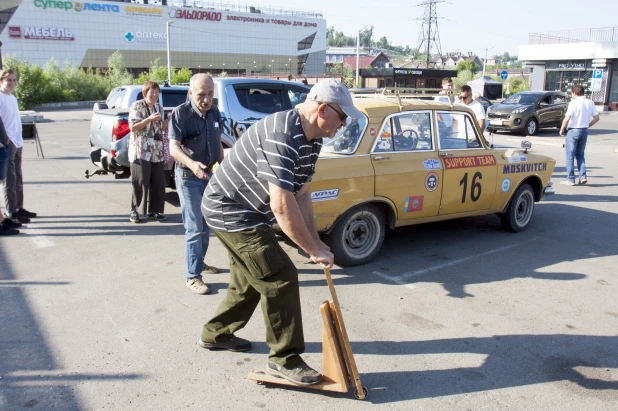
[482,46,493,78]
[237,62,240,77]
[198,65,201,73]
[166,20,174,85]
[288,58,291,75]
[222,63,225,74]
[271,59,274,77]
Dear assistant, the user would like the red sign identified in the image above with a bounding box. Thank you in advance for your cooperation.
[443,155,496,170]
[170,9,222,21]
[9,27,21,38]
[404,196,424,212]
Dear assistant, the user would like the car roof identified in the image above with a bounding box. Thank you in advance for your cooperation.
[213,77,310,89]
[353,96,475,120]
[514,90,566,96]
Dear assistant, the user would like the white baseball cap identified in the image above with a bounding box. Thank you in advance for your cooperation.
[306,79,364,119]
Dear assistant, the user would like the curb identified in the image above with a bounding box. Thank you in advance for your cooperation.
[31,100,102,111]
[506,137,564,148]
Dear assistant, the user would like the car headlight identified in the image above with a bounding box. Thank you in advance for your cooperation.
[512,107,529,114]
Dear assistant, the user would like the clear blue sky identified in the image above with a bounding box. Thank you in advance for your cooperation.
[264,0,618,58]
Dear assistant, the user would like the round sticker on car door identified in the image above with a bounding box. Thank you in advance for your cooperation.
[425,172,439,192]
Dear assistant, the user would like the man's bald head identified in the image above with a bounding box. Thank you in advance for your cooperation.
[189,74,215,114]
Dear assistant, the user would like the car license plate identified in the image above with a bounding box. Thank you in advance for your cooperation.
[490,120,503,126]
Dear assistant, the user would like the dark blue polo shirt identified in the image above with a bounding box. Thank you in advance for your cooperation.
[169,101,222,173]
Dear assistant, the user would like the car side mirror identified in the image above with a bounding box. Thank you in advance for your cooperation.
[521,140,532,153]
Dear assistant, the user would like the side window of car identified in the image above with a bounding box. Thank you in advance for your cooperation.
[437,112,482,149]
[553,94,566,104]
[234,86,285,113]
[539,96,551,107]
[285,86,308,109]
[373,117,394,152]
[392,112,433,152]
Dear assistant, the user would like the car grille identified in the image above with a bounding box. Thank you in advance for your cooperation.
[488,113,511,120]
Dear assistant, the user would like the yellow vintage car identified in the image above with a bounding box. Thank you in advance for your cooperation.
[311,96,556,267]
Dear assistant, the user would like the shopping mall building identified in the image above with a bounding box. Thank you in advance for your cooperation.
[520,27,618,110]
[0,0,326,76]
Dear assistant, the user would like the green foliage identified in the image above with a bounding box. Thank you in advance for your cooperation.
[453,70,474,90]
[137,58,168,83]
[217,71,228,78]
[3,55,111,109]
[256,65,270,74]
[456,60,479,74]
[326,63,354,78]
[506,77,529,94]
[172,67,192,85]
[106,51,134,88]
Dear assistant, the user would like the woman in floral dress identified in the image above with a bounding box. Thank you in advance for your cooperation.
[128,81,169,223]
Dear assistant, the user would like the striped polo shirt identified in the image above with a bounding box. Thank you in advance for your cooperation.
[201,109,322,232]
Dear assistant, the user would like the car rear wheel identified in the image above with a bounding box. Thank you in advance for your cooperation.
[525,118,538,136]
[325,204,385,267]
[500,183,535,232]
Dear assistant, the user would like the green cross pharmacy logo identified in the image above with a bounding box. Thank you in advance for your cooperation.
[124,32,135,42]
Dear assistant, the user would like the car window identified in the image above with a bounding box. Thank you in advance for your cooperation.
[372,112,433,153]
[322,115,368,154]
[436,111,483,150]
[286,89,307,109]
[539,96,552,106]
[553,94,566,104]
[503,93,539,105]
[233,85,285,113]
[162,90,189,108]
[106,88,125,109]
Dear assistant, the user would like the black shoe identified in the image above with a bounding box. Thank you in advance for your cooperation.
[129,211,140,223]
[17,208,37,218]
[198,335,252,352]
[0,224,19,236]
[147,213,167,221]
[266,361,322,386]
[1,218,22,228]
[5,213,29,224]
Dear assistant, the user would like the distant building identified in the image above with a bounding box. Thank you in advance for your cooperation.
[326,47,370,63]
[519,26,618,110]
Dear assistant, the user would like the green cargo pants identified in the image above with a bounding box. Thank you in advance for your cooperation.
[201,226,306,368]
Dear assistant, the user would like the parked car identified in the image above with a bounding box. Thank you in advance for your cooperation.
[88,78,310,184]
[310,96,556,266]
[486,91,569,136]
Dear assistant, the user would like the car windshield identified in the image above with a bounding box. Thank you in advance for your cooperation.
[322,115,368,154]
[503,94,540,105]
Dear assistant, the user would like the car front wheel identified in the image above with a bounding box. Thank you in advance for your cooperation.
[500,183,535,232]
[325,204,385,267]
[525,118,538,136]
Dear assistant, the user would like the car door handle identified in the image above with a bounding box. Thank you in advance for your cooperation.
[439,152,452,157]
[373,156,390,160]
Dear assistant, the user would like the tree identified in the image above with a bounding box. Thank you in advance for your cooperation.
[172,67,192,85]
[106,51,134,88]
[359,26,374,48]
[456,60,479,74]
[377,36,389,49]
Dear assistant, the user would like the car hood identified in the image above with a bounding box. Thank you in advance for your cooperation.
[490,103,533,113]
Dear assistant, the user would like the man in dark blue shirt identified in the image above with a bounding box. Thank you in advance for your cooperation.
[170,74,224,294]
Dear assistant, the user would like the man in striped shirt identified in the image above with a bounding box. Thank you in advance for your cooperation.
[199,79,363,386]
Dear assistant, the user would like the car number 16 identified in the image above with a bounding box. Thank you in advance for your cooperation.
[460,172,482,203]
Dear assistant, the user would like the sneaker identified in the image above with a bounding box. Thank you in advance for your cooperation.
[4,212,30,224]
[129,211,140,223]
[198,335,252,352]
[147,213,167,221]
[559,180,576,186]
[186,277,210,294]
[202,263,219,274]
[17,208,37,218]
[266,361,322,386]
[0,224,19,236]
[579,178,587,185]
[1,219,21,228]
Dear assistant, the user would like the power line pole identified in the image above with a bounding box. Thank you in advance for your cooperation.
[415,0,444,68]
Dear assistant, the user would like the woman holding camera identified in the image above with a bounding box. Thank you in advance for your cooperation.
[128,81,169,223]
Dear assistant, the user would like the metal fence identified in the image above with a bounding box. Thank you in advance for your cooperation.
[529,27,618,45]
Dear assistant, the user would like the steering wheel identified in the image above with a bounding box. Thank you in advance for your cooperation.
[394,129,419,150]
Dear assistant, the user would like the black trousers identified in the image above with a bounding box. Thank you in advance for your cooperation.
[130,159,165,215]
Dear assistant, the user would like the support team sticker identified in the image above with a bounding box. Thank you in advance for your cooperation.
[425,172,439,192]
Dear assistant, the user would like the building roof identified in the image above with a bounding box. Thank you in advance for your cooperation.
[342,52,389,70]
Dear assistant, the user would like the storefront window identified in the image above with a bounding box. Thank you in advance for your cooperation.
[545,70,592,96]
[609,69,618,103]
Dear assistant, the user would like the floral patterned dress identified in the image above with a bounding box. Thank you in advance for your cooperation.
[128,99,165,163]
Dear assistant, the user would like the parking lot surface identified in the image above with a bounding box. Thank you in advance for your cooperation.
[1,109,617,410]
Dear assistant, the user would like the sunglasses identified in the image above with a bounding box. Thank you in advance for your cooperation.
[458,94,471,100]
[325,103,348,121]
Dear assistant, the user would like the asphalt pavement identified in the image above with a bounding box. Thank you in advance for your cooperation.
[1,109,617,410]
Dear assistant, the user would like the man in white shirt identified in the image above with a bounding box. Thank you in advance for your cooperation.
[559,85,600,186]
[0,69,37,224]
[457,85,486,131]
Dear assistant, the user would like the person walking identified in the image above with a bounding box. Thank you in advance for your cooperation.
[0,116,20,235]
[0,69,37,224]
[198,78,359,386]
[128,80,169,223]
[169,74,223,294]
[458,85,486,131]
[559,85,600,186]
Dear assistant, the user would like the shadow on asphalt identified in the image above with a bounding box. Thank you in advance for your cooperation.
[0,251,144,409]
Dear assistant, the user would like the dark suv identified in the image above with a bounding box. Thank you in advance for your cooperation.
[486,91,569,135]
